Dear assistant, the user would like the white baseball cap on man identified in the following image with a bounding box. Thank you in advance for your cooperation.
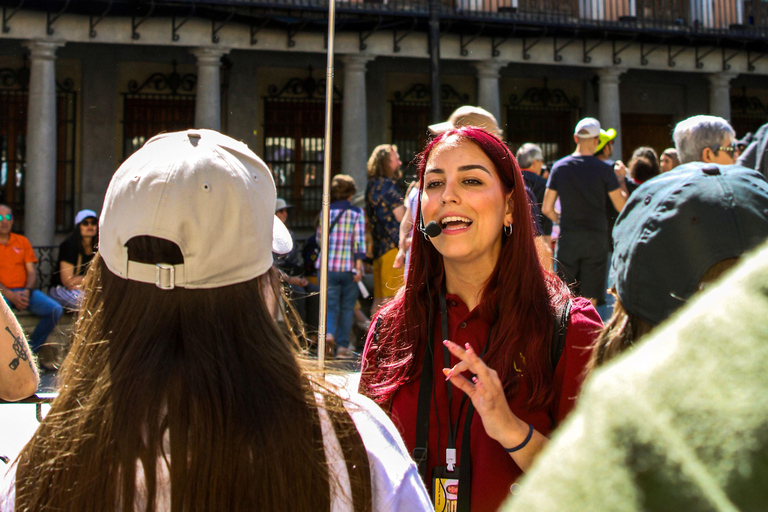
[574,117,601,138]
[275,198,293,212]
[99,129,292,290]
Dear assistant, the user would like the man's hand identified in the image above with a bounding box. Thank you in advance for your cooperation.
[289,276,309,288]
[397,235,413,269]
[393,248,406,269]
[353,262,364,283]
[613,160,627,179]
[9,290,29,310]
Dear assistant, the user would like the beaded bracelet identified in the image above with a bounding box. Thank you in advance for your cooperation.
[504,423,534,453]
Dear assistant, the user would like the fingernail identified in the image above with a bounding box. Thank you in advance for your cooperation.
[442,368,452,381]
[443,340,450,346]
[472,376,478,384]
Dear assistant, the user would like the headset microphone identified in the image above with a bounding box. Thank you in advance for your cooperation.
[421,221,442,238]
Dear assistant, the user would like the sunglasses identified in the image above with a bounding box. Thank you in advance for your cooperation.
[80,219,97,227]
[0,214,12,221]
[716,144,737,156]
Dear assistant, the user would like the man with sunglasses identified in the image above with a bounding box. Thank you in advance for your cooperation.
[0,204,63,360]
[672,115,737,165]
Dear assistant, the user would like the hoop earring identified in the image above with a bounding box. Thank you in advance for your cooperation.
[504,224,512,237]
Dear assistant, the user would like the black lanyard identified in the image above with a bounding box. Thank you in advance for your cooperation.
[413,286,489,512]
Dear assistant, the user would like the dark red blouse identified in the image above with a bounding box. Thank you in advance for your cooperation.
[364,295,601,512]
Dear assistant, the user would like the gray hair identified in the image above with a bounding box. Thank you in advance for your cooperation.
[673,115,735,164]
[516,143,544,169]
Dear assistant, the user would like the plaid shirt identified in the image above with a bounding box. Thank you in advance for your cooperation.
[315,200,367,272]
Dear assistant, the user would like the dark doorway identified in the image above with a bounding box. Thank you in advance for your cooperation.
[620,113,674,162]
[263,98,342,231]
[0,80,77,233]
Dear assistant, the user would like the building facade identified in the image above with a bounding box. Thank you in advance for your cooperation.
[1,0,766,240]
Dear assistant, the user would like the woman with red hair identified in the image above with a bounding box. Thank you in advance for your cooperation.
[360,127,602,512]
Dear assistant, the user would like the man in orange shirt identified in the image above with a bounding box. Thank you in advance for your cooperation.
[0,205,63,354]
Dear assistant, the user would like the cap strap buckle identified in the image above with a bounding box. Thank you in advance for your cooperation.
[155,263,176,290]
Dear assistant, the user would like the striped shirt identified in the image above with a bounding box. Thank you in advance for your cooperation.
[315,200,367,272]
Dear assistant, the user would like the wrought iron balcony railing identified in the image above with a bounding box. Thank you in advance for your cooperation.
[11,0,768,43]
[172,0,768,38]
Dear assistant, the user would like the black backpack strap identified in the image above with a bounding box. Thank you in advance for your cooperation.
[550,299,571,371]
[456,402,475,512]
[413,307,434,480]
[328,204,352,234]
[548,299,571,428]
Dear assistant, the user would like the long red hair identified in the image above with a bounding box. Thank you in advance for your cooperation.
[360,126,570,409]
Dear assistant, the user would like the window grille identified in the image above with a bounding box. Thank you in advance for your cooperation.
[390,83,469,183]
[122,95,195,157]
[506,83,581,166]
[731,88,768,137]
[263,69,342,232]
[0,65,76,233]
[121,63,197,159]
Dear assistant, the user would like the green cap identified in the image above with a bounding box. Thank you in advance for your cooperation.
[595,128,617,153]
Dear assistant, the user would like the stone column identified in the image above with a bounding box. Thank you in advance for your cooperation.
[191,47,230,131]
[23,40,63,246]
[80,45,117,213]
[708,72,738,121]
[341,54,373,196]
[225,52,259,152]
[473,60,506,127]
[597,67,626,160]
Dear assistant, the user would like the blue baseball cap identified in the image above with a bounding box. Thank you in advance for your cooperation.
[74,209,98,226]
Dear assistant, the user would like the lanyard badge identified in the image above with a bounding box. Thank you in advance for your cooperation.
[417,287,482,512]
[432,465,459,511]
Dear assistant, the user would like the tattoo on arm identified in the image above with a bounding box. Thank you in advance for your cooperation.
[7,326,33,371]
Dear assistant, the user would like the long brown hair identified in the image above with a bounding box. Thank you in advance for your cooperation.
[15,236,370,512]
[361,127,570,410]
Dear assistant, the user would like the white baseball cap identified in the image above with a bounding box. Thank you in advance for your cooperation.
[574,117,601,138]
[275,198,292,212]
[99,129,292,290]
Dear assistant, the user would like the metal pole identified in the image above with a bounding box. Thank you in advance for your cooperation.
[429,0,442,123]
[317,0,337,369]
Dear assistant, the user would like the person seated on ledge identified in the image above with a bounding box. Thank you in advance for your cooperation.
[48,209,98,310]
[0,205,63,356]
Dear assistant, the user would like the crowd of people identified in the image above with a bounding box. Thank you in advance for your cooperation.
[2,106,768,511]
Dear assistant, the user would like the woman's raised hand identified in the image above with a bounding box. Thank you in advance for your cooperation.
[442,340,527,451]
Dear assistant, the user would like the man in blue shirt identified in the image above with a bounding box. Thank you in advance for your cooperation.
[542,118,627,306]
